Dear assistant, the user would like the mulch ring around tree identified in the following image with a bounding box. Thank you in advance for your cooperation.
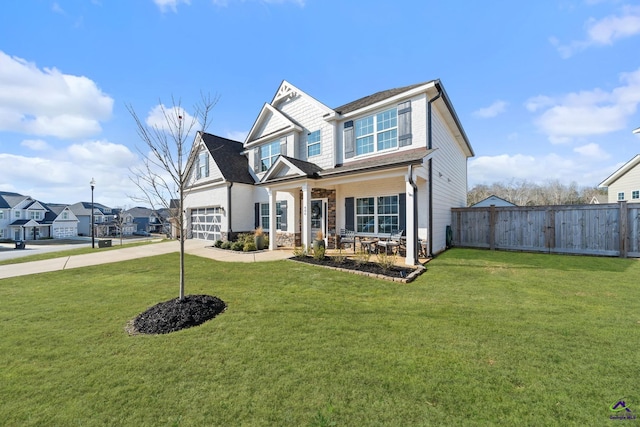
[126,294,226,335]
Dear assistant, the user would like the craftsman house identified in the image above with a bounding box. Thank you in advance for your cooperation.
[184,79,474,264]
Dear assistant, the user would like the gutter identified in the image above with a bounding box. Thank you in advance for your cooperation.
[427,89,441,257]
[227,182,233,236]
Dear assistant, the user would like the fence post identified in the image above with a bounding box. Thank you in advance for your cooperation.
[489,205,496,251]
[619,201,628,258]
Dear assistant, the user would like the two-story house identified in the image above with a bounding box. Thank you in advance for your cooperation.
[598,154,640,203]
[0,192,79,240]
[184,79,474,265]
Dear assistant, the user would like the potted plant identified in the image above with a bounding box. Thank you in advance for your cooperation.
[312,230,325,253]
[254,226,265,250]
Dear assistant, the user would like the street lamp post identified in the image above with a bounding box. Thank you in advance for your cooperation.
[90,178,96,249]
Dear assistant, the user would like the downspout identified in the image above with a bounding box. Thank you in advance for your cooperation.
[427,89,442,257]
[407,165,418,264]
[227,182,233,238]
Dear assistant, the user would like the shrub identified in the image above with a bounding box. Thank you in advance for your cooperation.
[376,251,397,270]
[313,245,325,260]
[238,233,254,245]
[243,242,257,252]
[354,249,371,266]
[292,246,307,258]
[214,240,223,248]
[231,241,244,251]
[332,248,346,264]
[221,241,232,250]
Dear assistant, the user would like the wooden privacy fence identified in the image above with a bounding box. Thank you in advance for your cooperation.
[451,202,640,258]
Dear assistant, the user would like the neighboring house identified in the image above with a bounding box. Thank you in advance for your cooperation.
[120,207,164,234]
[589,194,608,204]
[598,154,640,203]
[470,195,516,208]
[0,192,79,240]
[183,79,474,265]
[68,202,115,237]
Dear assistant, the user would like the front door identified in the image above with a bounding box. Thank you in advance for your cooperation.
[311,199,327,242]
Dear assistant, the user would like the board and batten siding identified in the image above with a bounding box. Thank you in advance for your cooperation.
[430,107,468,254]
[452,202,640,257]
[607,164,640,203]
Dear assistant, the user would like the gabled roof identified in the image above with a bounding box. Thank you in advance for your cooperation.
[0,192,30,208]
[200,133,255,184]
[68,202,113,216]
[244,103,303,147]
[261,155,323,183]
[470,195,516,208]
[599,154,640,187]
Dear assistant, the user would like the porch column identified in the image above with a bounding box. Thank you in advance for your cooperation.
[405,174,417,265]
[268,189,277,250]
[302,183,311,249]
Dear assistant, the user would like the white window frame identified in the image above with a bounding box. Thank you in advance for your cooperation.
[197,151,209,179]
[30,211,42,220]
[0,210,4,220]
[260,202,282,231]
[355,107,398,156]
[618,192,625,201]
[355,195,399,234]
[260,140,281,172]
[307,130,321,158]
[15,210,20,219]
[633,190,639,200]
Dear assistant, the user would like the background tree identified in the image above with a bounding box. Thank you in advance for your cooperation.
[467,179,607,206]
[127,93,218,300]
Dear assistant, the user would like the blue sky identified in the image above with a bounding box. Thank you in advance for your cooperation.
[1,0,639,207]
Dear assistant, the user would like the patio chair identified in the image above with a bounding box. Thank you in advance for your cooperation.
[377,229,404,255]
[339,229,356,253]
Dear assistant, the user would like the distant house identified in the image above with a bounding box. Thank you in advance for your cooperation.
[0,191,79,240]
[589,194,608,204]
[68,202,116,237]
[120,207,165,235]
[470,195,516,208]
[183,79,474,264]
[598,155,640,203]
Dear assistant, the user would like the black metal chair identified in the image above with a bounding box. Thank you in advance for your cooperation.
[339,229,356,253]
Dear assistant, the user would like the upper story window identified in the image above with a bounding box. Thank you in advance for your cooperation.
[0,210,4,220]
[632,191,639,200]
[30,211,42,220]
[260,140,281,172]
[355,108,397,156]
[197,151,209,179]
[15,210,21,219]
[307,130,321,157]
[618,192,625,201]
[61,212,69,220]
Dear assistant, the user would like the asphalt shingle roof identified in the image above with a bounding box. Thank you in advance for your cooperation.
[201,133,255,184]
[333,82,431,115]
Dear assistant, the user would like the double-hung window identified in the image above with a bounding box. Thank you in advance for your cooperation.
[618,192,625,201]
[633,191,639,200]
[355,195,399,234]
[0,210,4,220]
[307,130,321,157]
[355,108,397,156]
[260,202,282,230]
[261,140,281,172]
[29,211,42,220]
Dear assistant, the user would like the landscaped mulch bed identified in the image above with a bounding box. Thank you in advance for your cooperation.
[127,294,226,335]
[290,255,426,283]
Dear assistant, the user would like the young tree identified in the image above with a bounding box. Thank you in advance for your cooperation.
[127,93,218,300]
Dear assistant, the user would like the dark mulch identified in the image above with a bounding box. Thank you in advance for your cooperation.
[291,255,415,279]
[129,294,226,335]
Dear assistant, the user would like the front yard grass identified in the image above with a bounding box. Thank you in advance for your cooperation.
[0,249,638,426]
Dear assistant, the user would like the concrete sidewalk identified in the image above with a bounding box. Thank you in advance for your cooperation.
[0,240,293,280]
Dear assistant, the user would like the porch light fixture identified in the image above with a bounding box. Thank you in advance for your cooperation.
[90,178,96,249]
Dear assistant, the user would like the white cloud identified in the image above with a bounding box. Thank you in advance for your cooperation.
[573,142,610,158]
[0,51,113,139]
[21,139,50,151]
[472,100,508,118]
[553,5,640,58]
[527,67,640,142]
[145,104,200,133]
[67,140,137,167]
[468,153,613,187]
[153,0,191,13]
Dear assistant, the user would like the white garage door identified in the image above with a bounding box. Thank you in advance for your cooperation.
[190,207,222,241]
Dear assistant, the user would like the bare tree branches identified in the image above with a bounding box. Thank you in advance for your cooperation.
[127,93,219,299]
[467,179,607,207]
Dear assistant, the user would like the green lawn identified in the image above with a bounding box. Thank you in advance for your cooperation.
[0,249,638,426]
